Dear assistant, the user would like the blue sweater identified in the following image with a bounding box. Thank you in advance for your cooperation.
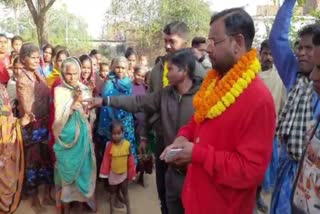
[269,0,298,92]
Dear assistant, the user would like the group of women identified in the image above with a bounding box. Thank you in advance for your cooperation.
[0,39,151,214]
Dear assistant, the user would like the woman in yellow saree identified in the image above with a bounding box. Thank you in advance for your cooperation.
[0,83,33,214]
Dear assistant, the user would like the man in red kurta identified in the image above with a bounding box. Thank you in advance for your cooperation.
[161,8,276,214]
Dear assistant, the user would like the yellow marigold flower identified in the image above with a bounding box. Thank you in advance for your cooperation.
[247,70,255,79]
[221,96,231,107]
[230,87,240,97]
[225,92,236,103]
[237,78,248,88]
[193,49,260,124]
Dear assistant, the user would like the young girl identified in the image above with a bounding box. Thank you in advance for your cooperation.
[132,65,149,186]
[95,62,109,96]
[97,56,137,165]
[100,120,136,214]
[79,54,95,93]
[9,35,23,66]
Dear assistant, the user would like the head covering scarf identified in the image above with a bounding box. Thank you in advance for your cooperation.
[52,57,96,201]
[53,57,90,138]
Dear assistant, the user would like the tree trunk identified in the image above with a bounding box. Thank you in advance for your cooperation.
[36,13,48,47]
[25,0,56,47]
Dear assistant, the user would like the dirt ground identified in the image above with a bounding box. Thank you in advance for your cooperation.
[15,173,161,214]
[15,173,272,214]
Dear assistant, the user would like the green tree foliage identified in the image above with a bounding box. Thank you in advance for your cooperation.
[0,3,92,54]
[0,0,57,46]
[105,0,211,57]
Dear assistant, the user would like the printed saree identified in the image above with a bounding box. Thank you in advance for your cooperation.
[0,84,24,214]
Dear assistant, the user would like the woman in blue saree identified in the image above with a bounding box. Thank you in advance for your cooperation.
[97,56,137,164]
[52,57,96,214]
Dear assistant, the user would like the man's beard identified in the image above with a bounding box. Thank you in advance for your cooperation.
[261,62,272,71]
[212,63,233,75]
[212,58,235,75]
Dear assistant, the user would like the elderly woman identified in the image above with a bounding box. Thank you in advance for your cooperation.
[97,56,137,165]
[53,57,96,214]
[16,43,54,212]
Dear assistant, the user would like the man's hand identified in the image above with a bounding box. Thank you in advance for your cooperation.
[160,136,194,165]
[82,97,103,109]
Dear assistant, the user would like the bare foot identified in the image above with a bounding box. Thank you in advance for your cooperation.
[31,197,46,214]
[113,197,125,210]
[137,173,145,188]
[43,196,55,206]
[73,202,84,214]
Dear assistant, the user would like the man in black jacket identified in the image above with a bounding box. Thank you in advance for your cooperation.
[84,49,200,214]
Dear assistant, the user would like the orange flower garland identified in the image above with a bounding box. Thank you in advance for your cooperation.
[193,49,261,124]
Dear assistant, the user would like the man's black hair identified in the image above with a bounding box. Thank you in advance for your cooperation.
[298,24,320,38]
[191,37,207,47]
[312,30,320,46]
[167,48,196,79]
[260,39,270,53]
[210,7,255,50]
[163,21,189,39]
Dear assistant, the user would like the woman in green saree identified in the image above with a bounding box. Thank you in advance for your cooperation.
[52,57,96,214]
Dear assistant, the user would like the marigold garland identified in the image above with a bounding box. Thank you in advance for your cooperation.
[162,61,169,87]
[193,49,261,124]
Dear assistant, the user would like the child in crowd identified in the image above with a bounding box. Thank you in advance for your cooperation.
[139,55,149,67]
[124,47,137,80]
[9,36,23,66]
[144,70,151,90]
[132,65,149,186]
[95,62,109,96]
[100,120,136,214]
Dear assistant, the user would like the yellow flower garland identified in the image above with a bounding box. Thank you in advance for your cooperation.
[162,61,169,87]
[193,49,261,124]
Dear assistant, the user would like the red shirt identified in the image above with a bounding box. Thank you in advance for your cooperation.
[178,77,276,214]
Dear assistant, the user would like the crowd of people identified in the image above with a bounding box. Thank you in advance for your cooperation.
[1,0,320,213]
